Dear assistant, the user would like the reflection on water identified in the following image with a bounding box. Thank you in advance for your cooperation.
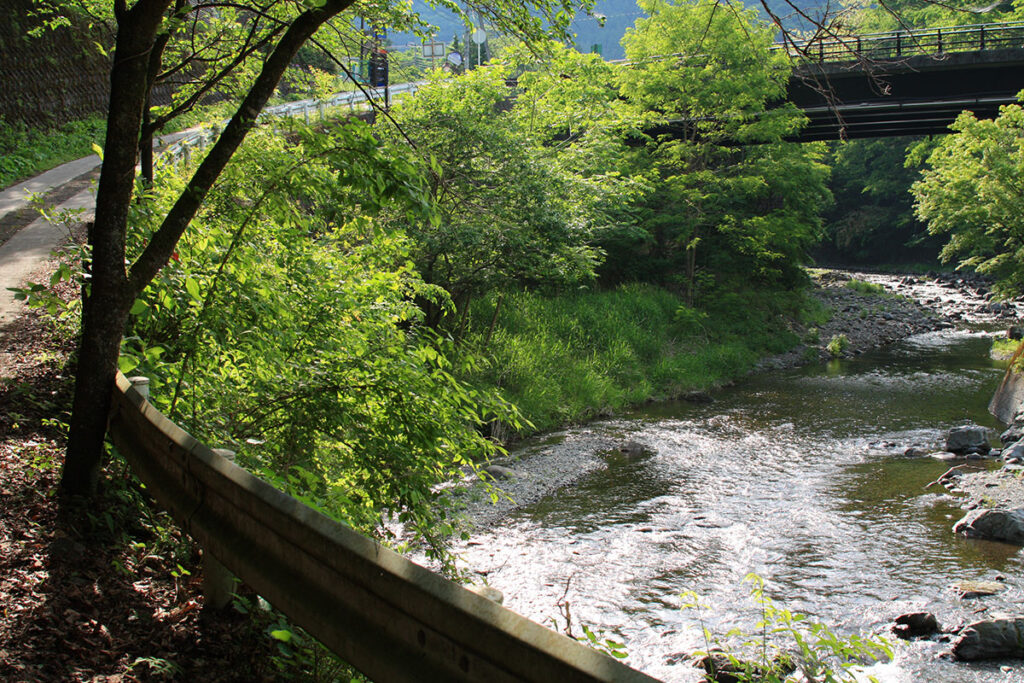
[454,331,1023,681]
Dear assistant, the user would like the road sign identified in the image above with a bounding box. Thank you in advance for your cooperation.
[422,41,445,59]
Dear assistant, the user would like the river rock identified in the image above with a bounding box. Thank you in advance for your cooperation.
[904,446,930,457]
[892,612,940,639]
[481,465,515,480]
[945,425,991,455]
[619,440,654,458]
[951,617,1024,661]
[952,580,1007,599]
[1002,441,1024,463]
[930,451,960,462]
[1003,424,1024,445]
[953,508,1024,544]
[691,651,793,683]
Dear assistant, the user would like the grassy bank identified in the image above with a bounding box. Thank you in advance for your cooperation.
[461,283,822,435]
[0,116,107,189]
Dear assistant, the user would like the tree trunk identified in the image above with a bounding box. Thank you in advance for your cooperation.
[62,286,133,493]
[61,0,172,496]
[60,0,357,496]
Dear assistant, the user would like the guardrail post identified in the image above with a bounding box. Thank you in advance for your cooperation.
[896,33,902,56]
[127,376,150,400]
[203,448,238,609]
[937,28,943,52]
[980,25,985,50]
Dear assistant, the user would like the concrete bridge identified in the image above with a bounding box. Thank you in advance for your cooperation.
[783,21,1024,140]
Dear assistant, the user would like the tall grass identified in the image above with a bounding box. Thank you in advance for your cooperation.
[460,284,809,435]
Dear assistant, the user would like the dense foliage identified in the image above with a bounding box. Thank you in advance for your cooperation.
[59,0,832,556]
[818,136,939,266]
[912,103,1024,297]
[378,63,613,325]
[608,0,830,299]
[115,122,533,559]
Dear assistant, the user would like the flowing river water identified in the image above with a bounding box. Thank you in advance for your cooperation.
[450,328,1023,681]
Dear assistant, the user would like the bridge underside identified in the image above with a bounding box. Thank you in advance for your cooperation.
[787,47,1024,141]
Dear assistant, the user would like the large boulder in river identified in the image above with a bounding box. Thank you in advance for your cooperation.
[951,617,1024,660]
[1003,441,1024,463]
[953,508,1024,544]
[945,425,991,455]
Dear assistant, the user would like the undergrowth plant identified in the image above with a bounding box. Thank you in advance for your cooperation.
[459,284,816,435]
[0,116,106,189]
[682,574,893,683]
[844,278,887,296]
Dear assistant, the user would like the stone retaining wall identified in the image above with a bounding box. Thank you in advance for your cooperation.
[990,363,1024,424]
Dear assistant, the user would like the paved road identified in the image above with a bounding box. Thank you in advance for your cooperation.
[0,160,99,326]
[0,130,203,326]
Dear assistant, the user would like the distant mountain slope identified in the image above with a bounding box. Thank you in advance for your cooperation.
[389,0,832,60]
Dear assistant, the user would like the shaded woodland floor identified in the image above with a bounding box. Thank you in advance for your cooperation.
[0,306,288,681]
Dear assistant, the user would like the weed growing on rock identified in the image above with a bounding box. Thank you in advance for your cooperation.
[845,279,887,296]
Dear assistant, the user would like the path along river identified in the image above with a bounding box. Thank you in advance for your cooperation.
[450,328,1021,681]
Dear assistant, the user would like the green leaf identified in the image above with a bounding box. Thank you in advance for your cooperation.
[118,355,139,373]
[185,277,202,302]
[269,629,293,643]
[130,299,149,315]
[91,142,104,161]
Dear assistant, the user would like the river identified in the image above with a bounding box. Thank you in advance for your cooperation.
[450,328,1022,681]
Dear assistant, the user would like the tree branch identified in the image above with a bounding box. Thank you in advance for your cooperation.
[128,0,357,295]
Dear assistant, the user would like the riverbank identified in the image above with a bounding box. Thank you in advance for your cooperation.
[455,270,1022,529]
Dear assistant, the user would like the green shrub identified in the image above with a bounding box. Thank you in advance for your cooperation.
[682,574,893,683]
[826,333,850,358]
[844,278,886,296]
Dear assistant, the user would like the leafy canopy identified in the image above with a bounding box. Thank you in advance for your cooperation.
[912,101,1024,296]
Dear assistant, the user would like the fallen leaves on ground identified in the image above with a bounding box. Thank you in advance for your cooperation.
[0,308,280,682]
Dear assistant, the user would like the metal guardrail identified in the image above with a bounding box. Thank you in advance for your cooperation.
[776,21,1024,63]
[159,81,424,165]
[107,372,658,682]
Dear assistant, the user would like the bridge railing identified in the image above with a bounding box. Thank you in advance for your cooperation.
[775,21,1024,63]
[107,372,658,682]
